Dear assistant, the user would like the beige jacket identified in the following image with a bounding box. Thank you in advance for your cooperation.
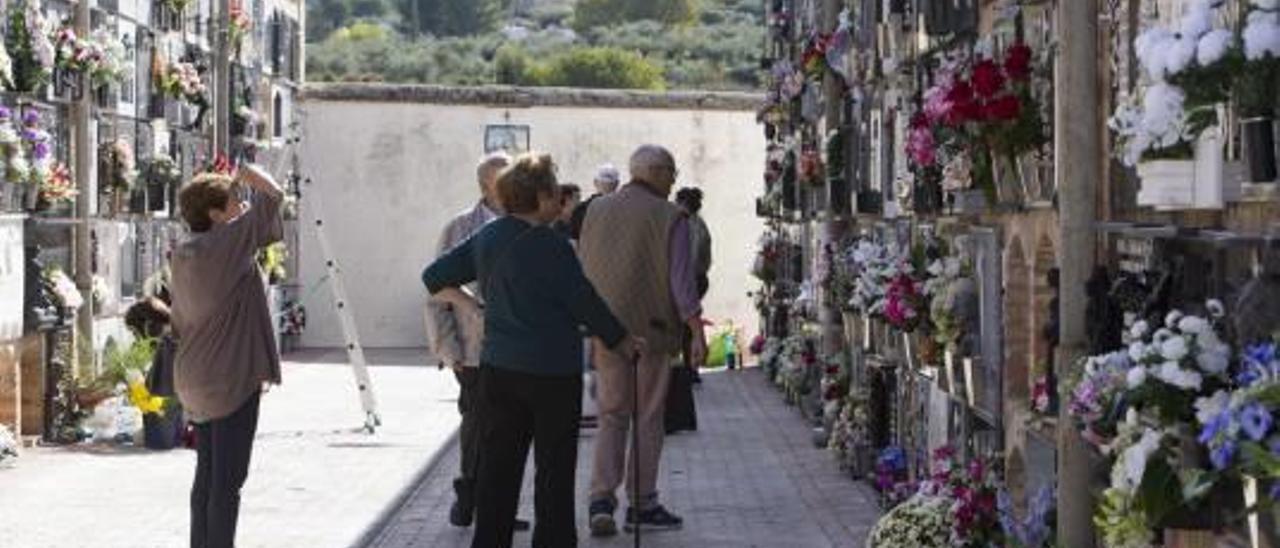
[424,202,496,367]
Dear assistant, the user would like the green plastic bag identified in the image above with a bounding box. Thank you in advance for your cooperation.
[707,330,730,367]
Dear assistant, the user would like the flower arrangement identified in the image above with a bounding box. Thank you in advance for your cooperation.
[124,368,166,416]
[99,138,137,193]
[1194,339,1280,497]
[229,0,252,50]
[908,41,1046,200]
[39,162,76,205]
[5,0,55,93]
[52,27,126,87]
[924,255,967,351]
[819,353,849,422]
[1107,0,1280,166]
[0,107,28,184]
[866,494,952,547]
[873,446,914,506]
[43,267,82,309]
[1068,349,1134,449]
[828,388,868,467]
[0,423,18,466]
[918,447,1004,547]
[158,60,208,107]
[91,274,110,309]
[846,239,928,332]
[998,484,1056,548]
[752,234,786,284]
[18,109,52,187]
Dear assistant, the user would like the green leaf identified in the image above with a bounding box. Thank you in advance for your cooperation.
[1180,468,1219,503]
[1136,456,1183,525]
[1240,442,1280,478]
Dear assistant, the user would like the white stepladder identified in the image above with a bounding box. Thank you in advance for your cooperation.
[297,173,382,434]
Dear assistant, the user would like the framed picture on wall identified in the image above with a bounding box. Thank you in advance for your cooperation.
[484,124,530,155]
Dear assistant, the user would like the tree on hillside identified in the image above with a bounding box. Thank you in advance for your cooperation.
[572,0,698,31]
[497,45,665,90]
[395,0,512,37]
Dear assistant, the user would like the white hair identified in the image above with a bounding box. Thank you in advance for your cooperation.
[594,163,621,193]
[477,152,512,184]
[628,145,675,185]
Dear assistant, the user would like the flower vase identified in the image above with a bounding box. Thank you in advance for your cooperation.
[1137,131,1241,209]
[901,332,917,369]
[21,183,38,212]
[842,311,863,350]
[992,153,1025,208]
[1243,117,1277,183]
[0,182,13,212]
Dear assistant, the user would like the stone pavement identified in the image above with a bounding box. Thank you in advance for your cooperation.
[365,367,882,548]
[0,348,460,548]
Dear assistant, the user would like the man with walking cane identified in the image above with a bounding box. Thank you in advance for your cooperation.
[578,145,707,537]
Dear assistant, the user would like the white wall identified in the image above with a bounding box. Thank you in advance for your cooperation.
[299,96,765,348]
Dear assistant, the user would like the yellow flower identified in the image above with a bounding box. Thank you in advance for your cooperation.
[127,381,167,416]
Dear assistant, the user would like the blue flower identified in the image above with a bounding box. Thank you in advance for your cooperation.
[1246,343,1278,368]
[1211,440,1237,470]
[1199,412,1231,445]
[1241,403,1274,442]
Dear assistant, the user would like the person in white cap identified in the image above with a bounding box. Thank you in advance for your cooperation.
[568,163,621,240]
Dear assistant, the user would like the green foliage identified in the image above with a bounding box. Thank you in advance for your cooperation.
[499,45,664,90]
[572,0,699,31]
[101,337,156,387]
[307,0,762,90]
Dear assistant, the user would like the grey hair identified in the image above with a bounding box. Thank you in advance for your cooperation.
[593,163,621,193]
[477,152,512,184]
[628,145,675,185]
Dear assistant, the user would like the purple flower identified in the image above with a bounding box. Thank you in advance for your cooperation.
[32,142,50,160]
[0,107,10,120]
[1240,403,1274,442]
[1271,481,1280,502]
[1247,343,1277,367]
[1211,440,1237,470]
[21,111,39,127]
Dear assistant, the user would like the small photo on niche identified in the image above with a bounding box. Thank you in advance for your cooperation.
[484,124,531,155]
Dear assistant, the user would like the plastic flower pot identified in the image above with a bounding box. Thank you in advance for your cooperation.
[1243,117,1277,183]
[143,407,184,450]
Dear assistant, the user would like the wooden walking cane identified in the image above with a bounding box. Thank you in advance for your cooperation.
[631,348,642,548]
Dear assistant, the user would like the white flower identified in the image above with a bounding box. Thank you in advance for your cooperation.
[1195,390,1231,425]
[1165,310,1185,329]
[1206,299,1225,318]
[1129,341,1148,363]
[1178,316,1211,337]
[1196,29,1233,66]
[1244,11,1280,61]
[1163,37,1198,76]
[1161,336,1189,361]
[1127,366,1149,389]
[124,368,144,385]
[1180,4,1214,39]
[1136,28,1175,79]
[1141,83,1189,148]
[1253,0,1279,9]
[1196,340,1231,374]
[1156,361,1202,390]
[1130,320,1150,340]
[1118,429,1163,489]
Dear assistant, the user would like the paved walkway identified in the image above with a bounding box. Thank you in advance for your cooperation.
[0,349,460,548]
[366,367,881,548]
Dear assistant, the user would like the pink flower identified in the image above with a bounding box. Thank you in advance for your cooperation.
[972,59,1005,98]
[907,126,937,167]
[1005,42,1033,81]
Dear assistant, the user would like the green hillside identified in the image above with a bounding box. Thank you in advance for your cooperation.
[305,0,765,91]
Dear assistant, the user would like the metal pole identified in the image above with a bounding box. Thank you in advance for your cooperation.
[1055,0,1101,545]
[818,0,845,358]
[213,0,231,154]
[72,0,95,375]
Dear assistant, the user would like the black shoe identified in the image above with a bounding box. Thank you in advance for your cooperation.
[624,505,684,532]
[588,499,617,537]
[514,518,531,531]
[449,479,474,527]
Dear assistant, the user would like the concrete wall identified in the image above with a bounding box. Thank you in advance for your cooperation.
[298,84,766,349]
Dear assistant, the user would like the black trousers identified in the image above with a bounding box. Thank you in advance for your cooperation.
[191,392,261,548]
[473,367,582,548]
[455,367,482,496]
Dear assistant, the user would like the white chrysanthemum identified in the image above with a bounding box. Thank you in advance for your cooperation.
[1180,4,1215,39]
[1196,339,1232,374]
[1195,391,1232,425]
[1141,83,1188,148]
[1165,310,1185,329]
[1253,0,1279,9]
[1196,29,1233,66]
[1127,366,1149,389]
[1161,336,1189,361]
[1129,341,1149,363]
[1162,36,1199,76]
[1206,299,1225,318]
[1244,11,1280,61]
[1136,28,1175,79]
[1118,429,1163,490]
[1156,361,1203,390]
[1178,316,1211,337]
[1130,320,1150,340]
